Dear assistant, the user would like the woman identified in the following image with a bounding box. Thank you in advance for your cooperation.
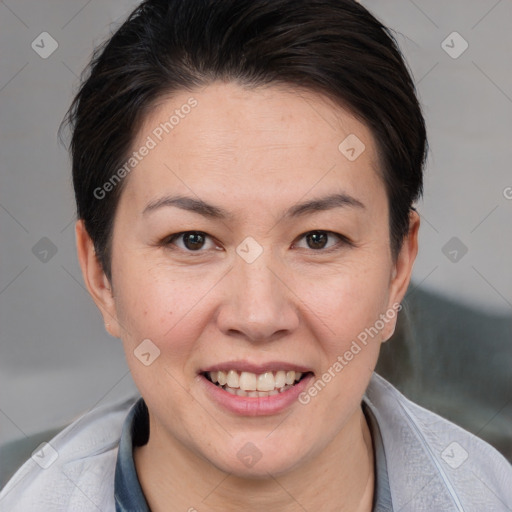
[1,0,510,510]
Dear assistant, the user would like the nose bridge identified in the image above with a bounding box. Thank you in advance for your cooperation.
[238,244,275,294]
[235,240,281,309]
[217,239,299,341]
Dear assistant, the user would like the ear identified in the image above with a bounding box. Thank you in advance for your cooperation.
[75,219,121,338]
[382,210,420,341]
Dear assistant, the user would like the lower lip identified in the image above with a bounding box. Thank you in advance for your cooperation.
[198,373,315,416]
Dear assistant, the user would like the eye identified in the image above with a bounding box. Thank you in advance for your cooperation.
[293,230,351,251]
[164,231,219,252]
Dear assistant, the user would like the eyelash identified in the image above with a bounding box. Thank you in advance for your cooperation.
[162,230,353,254]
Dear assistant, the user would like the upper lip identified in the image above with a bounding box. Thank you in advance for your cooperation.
[201,360,314,375]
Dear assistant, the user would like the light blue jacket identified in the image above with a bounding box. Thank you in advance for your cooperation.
[1,373,511,511]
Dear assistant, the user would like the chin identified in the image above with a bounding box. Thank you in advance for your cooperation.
[205,440,307,479]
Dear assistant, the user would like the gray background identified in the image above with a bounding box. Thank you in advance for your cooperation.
[1,0,511,456]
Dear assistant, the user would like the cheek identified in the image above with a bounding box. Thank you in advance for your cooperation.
[112,259,211,356]
[295,259,392,343]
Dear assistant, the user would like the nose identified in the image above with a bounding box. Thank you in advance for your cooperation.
[215,247,300,343]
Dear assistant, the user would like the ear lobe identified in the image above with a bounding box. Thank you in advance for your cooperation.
[75,220,121,338]
[381,322,394,344]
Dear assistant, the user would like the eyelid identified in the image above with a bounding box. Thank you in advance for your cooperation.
[293,230,353,251]
[164,231,220,252]
[162,230,353,253]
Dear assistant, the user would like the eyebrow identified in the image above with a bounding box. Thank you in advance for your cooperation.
[142,192,365,220]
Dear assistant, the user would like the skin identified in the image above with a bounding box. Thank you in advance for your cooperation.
[76,82,419,512]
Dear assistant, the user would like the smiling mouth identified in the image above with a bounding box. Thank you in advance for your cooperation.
[202,369,313,397]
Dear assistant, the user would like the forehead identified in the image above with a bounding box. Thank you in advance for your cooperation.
[123,81,383,210]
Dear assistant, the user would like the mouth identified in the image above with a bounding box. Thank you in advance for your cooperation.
[201,369,314,398]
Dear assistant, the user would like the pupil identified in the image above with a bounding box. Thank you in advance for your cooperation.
[184,232,204,250]
[307,231,327,249]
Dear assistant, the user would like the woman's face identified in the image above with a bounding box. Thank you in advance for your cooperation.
[82,82,418,477]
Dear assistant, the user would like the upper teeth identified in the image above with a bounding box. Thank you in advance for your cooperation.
[208,370,303,392]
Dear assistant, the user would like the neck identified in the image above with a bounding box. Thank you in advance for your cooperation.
[134,407,374,512]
